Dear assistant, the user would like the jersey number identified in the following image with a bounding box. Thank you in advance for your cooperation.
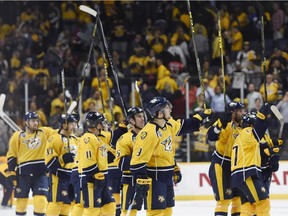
[86,150,92,159]
[136,148,143,157]
[232,145,238,166]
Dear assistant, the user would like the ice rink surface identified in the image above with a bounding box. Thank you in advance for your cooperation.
[1,199,288,215]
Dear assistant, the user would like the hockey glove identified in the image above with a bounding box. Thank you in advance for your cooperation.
[272,139,283,147]
[193,109,212,122]
[5,170,17,188]
[218,112,232,129]
[135,177,152,198]
[62,152,75,164]
[173,165,182,184]
[259,103,271,117]
[94,172,106,189]
[263,147,281,156]
[268,154,280,172]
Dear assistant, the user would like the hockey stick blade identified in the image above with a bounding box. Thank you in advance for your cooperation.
[0,94,21,131]
[67,101,77,115]
[79,5,97,17]
[271,105,284,121]
[0,94,5,113]
[271,105,284,138]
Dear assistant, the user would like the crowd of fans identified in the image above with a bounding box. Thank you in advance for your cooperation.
[0,1,288,160]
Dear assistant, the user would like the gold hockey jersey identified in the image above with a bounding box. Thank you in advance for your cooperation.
[115,130,137,184]
[210,121,242,163]
[7,127,55,175]
[78,131,108,179]
[45,131,78,179]
[231,126,261,187]
[130,117,200,184]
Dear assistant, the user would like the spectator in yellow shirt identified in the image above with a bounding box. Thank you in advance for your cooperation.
[156,70,178,94]
[260,74,279,104]
[91,68,113,102]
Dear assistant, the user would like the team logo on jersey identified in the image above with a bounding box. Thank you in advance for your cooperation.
[261,187,266,193]
[96,198,102,204]
[61,190,68,196]
[99,145,107,157]
[158,195,165,203]
[225,188,232,196]
[161,136,172,152]
[84,137,90,144]
[48,136,53,142]
[27,138,41,149]
[140,131,147,140]
[157,130,162,138]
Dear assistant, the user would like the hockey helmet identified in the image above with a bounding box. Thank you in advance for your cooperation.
[226,101,244,112]
[85,111,105,128]
[58,113,78,125]
[146,97,172,118]
[241,112,257,128]
[24,112,39,121]
[126,107,144,120]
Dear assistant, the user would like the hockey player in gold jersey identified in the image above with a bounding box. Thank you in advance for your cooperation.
[115,107,145,216]
[77,111,113,216]
[208,102,245,216]
[6,112,54,215]
[231,104,271,216]
[45,114,79,216]
[130,97,212,216]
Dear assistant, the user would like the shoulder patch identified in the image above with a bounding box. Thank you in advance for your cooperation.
[140,131,147,140]
[84,137,90,144]
[48,136,53,142]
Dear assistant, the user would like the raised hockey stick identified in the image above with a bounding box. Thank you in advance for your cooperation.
[0,94,22,131]
[98,18,128,118]
[78,5,99,105]
[80,5,128,118]
[47,48,68,126]
[186,0,206,109]
[270,105,284,139]
[135,81,147,123]
[255,1,267,102]
[206,5,227,109]
[67,101,77,115]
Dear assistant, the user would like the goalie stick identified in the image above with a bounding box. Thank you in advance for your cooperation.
[0,94,22,131]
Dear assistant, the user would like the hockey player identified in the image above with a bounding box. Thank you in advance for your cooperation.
[6,112,54,215]
[207,101,245,216]
[77,111,113,216]
[115,107,145,216]
[45,114,79,216]
[231,104,271,215]
[108,119,129,216]
[0,156,13,208]
[130,96,212,215]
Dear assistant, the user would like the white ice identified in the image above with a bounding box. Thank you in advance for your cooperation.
[1,200,287,215]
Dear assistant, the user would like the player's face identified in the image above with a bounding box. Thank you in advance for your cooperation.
[67,121,77,134]
[163,103,172,120]
[134,112,145,129]
[26,119,39,131]
[233,109,246,124]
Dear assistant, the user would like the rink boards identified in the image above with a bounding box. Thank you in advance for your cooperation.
[175,161,288,200]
